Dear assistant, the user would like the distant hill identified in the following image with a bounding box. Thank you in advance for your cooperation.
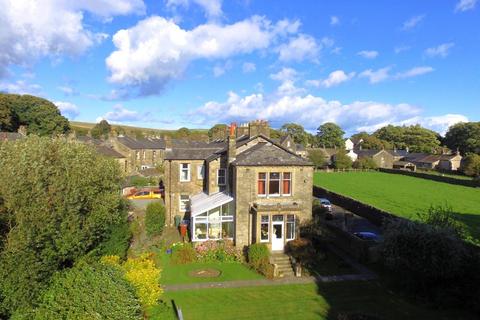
[70,121,209,140]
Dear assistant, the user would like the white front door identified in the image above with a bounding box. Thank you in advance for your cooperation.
[271,215,284,251]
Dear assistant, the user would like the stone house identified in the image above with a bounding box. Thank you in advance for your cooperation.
[277,135,307,158]
[95,145,129,173]
[110,135,166,173]
[164,121,314,251]
[438,153,462,171]
[355,149,394,168]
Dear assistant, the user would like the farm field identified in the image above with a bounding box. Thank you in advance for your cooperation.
[166,282,473,320]
[314,171,480,238]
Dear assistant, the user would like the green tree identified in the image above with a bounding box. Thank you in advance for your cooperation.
[351,132,392,150]
[176,127,191,138]
[316,122,345,148]
[0,137,126,316]
[208,124,227,139]
[374,124,440,153]
[0,93,70,135]
[444,122,480,155]
[352,157,378,169]
[91,119,112,139]
[145,202,166,236]
[269,128,282,139]
[280,123,309,146]
[308,149,328,168]
[34,262,141,320]
[0,102,18,131]
[462,153,480,177]
[333,149,352,169]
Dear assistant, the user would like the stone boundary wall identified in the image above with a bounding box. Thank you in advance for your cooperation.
[379,168,478,188]
[313,186,397,227]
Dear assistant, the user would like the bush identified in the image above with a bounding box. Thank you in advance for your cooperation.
[94,213,132,259]
[247,243,270,271]
[34,262,141,320]
[171,243,196,264]
[102,253,163,308]
[333,150,353,169]
[195,240,242,262]
[145,202,166,237]
[285,238,315,264]
[380,218,480,311]
[352,157,377,169]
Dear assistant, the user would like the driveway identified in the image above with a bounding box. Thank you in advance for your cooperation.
[329,204,383,236]
[129,198,163,210]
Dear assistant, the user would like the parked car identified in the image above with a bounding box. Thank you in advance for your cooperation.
[318,198,332,212]
[126,188,162,200]
[353,231,380,241]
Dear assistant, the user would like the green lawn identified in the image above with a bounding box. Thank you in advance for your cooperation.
[157,251,263,285]
[166,282,473,320]
[314,171,480,238]
[416,169,473,180]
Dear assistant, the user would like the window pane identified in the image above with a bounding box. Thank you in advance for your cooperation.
[221,203,231,216]
[287,214,295,222]
[258,172,266,179]
[270,172,280,180]
[272,214,283,222]
[286,222,294,240]
[258,180,266,195]
[208,222,221,239]
[269,180,280,195]
[222,221,234,238]
[261,223,269,241]
[194,222,207,240]
[261,215,269,223]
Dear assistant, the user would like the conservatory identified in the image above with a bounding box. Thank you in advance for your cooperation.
[190,192,234,241]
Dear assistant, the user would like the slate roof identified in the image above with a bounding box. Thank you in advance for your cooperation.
[0,132,23,141]
[76,136,103,145]
[165,148,221,160]
[117,136,165,149]
[95,145,126,158]
[388,149,409,158]
[355,149,383,158]
[232,142,312,166]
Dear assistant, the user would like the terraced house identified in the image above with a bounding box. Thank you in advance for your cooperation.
[164,121,314,251]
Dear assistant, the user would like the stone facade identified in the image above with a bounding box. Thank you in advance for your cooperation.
[109,136,165,173]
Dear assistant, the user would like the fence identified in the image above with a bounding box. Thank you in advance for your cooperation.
[379,168,478,188]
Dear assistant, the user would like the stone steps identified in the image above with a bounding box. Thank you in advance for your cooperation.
[271,253,295,278]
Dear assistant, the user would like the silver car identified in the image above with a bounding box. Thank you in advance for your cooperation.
[319,198,332,212]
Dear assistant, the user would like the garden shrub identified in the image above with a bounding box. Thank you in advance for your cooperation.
[380,218,480,312]
[102,253,163,308]
[146,301,176,320]
[94,214,132,259]
[195,240,242,262]
[145,202,166,237]
[34,261,141,320]
[285,238,315,264]
[247,243,270,273]
[171,243,197,264]
[352,157,377,169]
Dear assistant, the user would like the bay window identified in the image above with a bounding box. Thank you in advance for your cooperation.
[286,214,295,240]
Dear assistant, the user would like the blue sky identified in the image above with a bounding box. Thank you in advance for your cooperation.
[0,0,478,135]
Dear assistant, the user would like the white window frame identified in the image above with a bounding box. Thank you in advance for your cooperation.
[286,214,295,240]
[217,168,226,186]
[257,172,267,197]
[192,204,234,241]
[197,164,205,180]
[268,172,281,197]
[179,195,190,212]
[179,163,191,182]
[260,214,269,242]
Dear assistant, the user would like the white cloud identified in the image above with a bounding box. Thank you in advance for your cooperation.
[0,80,42,95]
[270,68,304,96]
[455,0,477,12]
[425,43,455,58]
[242,62,256,73]
[394,45,411,54]
[0,0,145,77]
[357,50,378,59]
[106,15,300,96]
[359,67,391,84]
[213,60,232,77]
[307,70,355,88]
[54,101,80,119]
[394,66,434,79]
[58,85,79,96]
[330,16,340,26]
[99,104,143,122]
[194,83,466,135]
[402,15,425,30]
[166,0,222,19]
[276,34,319,62]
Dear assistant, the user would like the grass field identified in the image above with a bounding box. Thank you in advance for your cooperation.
[314,171,480,238]
[166,282,473,320]
[158,251,262,285]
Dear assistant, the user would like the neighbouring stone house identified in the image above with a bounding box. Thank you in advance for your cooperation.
[109,135,166,173]
[276,134,308,158]
[403,152,463,171]
[355,149,394,168]
[95,145,129,173]
[164,121,314,251]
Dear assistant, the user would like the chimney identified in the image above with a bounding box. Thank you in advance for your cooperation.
[228,122,237,164]
[164,135,172,151]
[248,120,270,138]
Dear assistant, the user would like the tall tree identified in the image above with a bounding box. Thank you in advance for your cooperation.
[0,137,126,317]
[0,93,70,135]
[444,122,480,155]
[462,154,480,177]
[280,123,309,146]
[0,102,18,131]
[316,122,345,148]
[333,149,352,169]
[374,124,441,153]
[91,120,111,139]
